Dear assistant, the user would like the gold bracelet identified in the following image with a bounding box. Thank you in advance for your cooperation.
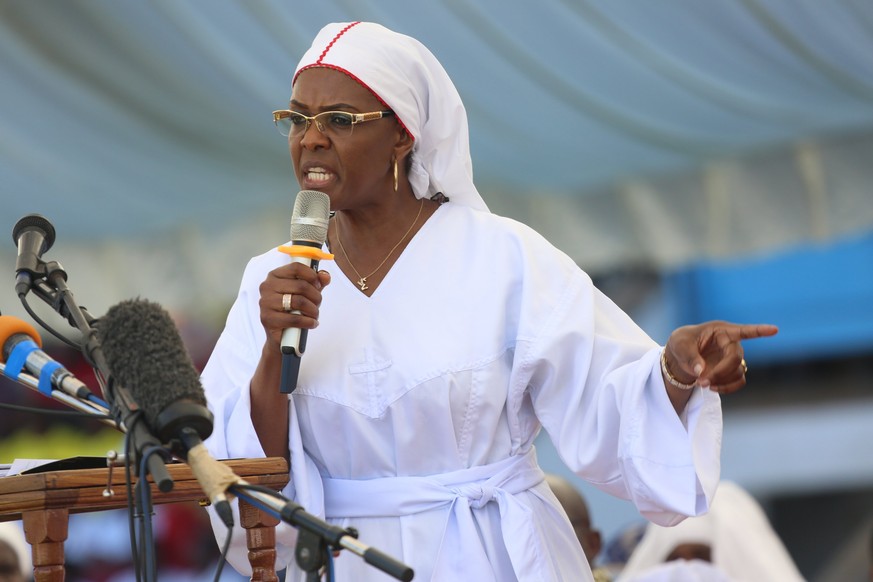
[660,349,696,391]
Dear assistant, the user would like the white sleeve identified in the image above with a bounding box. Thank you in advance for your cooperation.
[200,253,325,575]
[201,255,268,461]
[524,270,721,526]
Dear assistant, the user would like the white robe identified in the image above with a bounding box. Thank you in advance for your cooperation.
[202,203,722,581]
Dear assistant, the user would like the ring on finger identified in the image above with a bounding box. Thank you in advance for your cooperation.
[282,293,293,312]
[740,358,748,374]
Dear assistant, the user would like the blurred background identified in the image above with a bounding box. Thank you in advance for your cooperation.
[1,1,872,580]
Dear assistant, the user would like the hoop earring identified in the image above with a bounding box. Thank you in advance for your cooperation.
[393,158,399,192]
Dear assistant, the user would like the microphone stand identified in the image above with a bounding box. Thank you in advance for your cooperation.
[20,258,172,582]
[229,483,414,581]
[0,362,116,427]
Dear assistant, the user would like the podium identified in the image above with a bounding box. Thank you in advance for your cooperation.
[0,457,289,582]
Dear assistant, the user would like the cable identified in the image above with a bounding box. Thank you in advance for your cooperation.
[123,430,139,582]
[212,522,233,582]
[138,445,169,582]
[0,401,111,419]
[231,482,288,499]
[19,293,82,350]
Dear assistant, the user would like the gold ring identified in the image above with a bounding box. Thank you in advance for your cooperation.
[282,293,293,312]
[741,358,748,374]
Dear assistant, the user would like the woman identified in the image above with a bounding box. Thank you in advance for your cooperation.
[202,21,777,582]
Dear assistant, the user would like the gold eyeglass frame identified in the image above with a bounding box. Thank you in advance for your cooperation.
[272,109,395,137]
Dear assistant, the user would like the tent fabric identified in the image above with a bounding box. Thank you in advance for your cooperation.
[2,0,873,316]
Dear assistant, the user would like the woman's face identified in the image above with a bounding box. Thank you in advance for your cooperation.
[289,67,407,211]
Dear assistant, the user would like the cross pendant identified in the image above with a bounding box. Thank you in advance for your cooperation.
[357,277,369,291]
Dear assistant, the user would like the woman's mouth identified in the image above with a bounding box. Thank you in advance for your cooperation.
[304,167,334,187]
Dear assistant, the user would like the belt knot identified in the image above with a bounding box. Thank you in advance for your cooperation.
[456,483,497,509]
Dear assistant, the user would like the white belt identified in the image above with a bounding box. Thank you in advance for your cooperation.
[322,448,547,581]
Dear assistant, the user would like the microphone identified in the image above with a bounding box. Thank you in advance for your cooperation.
[277,190,333,394]
[96,298,238,527]
[0,315,108,408]
[12,214,56,296]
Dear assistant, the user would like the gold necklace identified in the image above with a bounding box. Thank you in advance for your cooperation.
[336,198,425,292]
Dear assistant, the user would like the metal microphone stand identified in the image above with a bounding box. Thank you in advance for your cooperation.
[21,258,172,582]
[229,483,414,581]
[0,362,116,427]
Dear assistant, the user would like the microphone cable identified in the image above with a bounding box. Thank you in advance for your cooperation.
[19,287,85,351]
[0,400,111,419]
[212,519,233,582]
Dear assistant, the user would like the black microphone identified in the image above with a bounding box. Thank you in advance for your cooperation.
[0,314,108,408]
[96,298,238,527]
[12,214,56,296]
[277,190,332,394]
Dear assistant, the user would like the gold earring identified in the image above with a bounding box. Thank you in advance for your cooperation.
[393,158,399,192]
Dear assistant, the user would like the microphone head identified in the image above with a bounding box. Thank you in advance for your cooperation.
[0,316,43,362]
[290,190,330,244]
[96,299,212,445]
[12,214,56,252]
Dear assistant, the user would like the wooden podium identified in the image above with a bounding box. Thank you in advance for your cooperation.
[0,457,289,582]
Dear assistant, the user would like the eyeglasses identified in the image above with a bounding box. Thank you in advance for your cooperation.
[272,109,395,138]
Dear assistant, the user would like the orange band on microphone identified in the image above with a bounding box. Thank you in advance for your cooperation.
[278,245,335,261]
[0,316,42,358]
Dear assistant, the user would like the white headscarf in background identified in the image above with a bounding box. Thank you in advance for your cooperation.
[293,21,489,212]
[621,559,737,582]
[617,482,804,582]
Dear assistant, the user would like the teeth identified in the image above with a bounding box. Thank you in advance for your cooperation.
[306,168,331,181]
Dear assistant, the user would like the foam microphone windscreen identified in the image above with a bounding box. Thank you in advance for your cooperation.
[96,298,211,442]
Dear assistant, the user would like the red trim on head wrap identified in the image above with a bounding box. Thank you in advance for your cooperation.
[294,62,415,142]
[317,21,361,64]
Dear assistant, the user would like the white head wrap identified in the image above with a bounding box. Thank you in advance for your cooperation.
[617,482,804,582]
[620,559,737,582]
[293,21,489,212]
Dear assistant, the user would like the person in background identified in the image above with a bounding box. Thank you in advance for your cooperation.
[617,481,804,582]
[546,473,612,581]
[202,20,778,581]
[0,523,28,582]
[620,559,735,582]
[601,520,648,579]
[868,523,873,582]
[0,541,23,582]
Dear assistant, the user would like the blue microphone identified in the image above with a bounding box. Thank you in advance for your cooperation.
[0,315,108,409]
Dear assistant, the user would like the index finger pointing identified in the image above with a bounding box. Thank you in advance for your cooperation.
[733,323,779,340]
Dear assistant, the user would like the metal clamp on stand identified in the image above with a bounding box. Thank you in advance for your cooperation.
[103,450,127,498]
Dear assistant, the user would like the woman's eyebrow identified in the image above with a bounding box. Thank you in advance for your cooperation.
[289,99,362,111]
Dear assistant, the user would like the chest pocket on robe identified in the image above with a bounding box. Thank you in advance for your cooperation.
[347,358,396,418]
[294,352,420,419]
